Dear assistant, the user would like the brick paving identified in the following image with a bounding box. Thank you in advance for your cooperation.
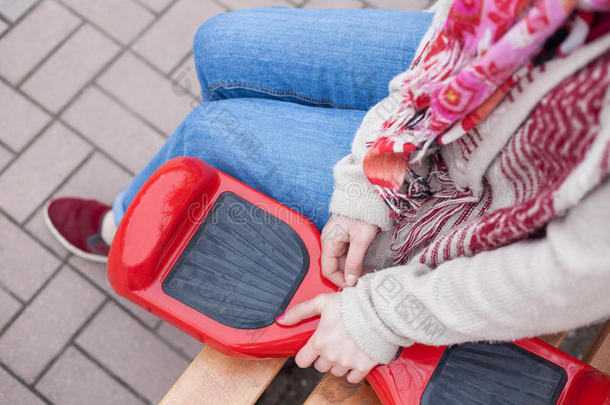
[0,0,427,403]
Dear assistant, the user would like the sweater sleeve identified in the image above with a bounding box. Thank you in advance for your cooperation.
[328,100,395,230]
[340,179,610,364]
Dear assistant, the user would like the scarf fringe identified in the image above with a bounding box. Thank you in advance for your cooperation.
[385,155,478,264]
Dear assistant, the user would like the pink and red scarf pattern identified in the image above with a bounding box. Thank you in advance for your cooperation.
[361,0,610,266]
[394,53,610,266]
[363,0,610,200]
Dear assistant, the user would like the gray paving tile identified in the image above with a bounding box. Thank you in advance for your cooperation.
[219,0,292,9]
[132,0,224,73]
[36,346,145,405]
[0,367,45,405]
[77,302,189,403]
[171,54,201,99]
[0,0,80,85]
[0,213,60,301]
[98,52,195,135]
[0,80,50,152]
[62,86,165,174]
[0,144,13,171]
[22,24,120,113]
[23,206,68,259]
[0,121,92,223]
[0,287,21,330]
[0,0,39,22]
[24,152,131,258]
[23,207,69,259]
[157,322,204,359]
[43,151,130,206]
[0,267,105,383]
[0,19,7,35]
[136,0,173,13]
[69,255,161,328]
[60,0,154,44]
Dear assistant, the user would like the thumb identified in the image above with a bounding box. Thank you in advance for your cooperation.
[275,295,325,326]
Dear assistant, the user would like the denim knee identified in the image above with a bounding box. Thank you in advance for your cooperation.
[193,8,290,100]
[194,13,225,99]
[194,10,256,100]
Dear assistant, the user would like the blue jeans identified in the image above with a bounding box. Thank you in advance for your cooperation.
[113,7,433,230]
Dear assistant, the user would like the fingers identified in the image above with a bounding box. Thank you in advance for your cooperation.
[321,223,348,287]
[293,333,375,383]
[344,234,375,286]
[314,358,332,373]
[301,357,370,381]
[275,295,325,326]
[322,267,346,288]
[321,216,379,288]
[346,369,369,384]
[295,339,318,368]
[329,365,349,377]
[322,255,347,288]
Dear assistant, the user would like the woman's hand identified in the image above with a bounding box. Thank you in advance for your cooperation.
[276,293,378,383]
[321,214,378,287]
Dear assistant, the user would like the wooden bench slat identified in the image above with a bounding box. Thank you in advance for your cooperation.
[164,324,610,404]
[303,373,381,405]
[583,320,610,374]
[160,346,287,405]
[538,332,567,347]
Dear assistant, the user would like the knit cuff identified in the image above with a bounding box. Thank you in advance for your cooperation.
[329,178,394,231]
[340,286,401,364]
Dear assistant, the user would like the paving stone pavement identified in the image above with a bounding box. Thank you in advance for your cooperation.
[0,0,429,403]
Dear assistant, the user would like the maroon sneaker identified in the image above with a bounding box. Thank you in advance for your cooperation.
[44,197,112,263]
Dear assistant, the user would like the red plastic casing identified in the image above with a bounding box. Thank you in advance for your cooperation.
[108,157,610,405]
[368,340,610,405]
[108,157,337,358]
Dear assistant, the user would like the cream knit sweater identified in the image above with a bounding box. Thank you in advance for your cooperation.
[331,1,610,364]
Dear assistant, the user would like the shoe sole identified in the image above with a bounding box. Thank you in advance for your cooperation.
[43,202,109,264]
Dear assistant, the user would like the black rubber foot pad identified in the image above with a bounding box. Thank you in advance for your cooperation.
[163,192,309,329]
[421,342,566,405]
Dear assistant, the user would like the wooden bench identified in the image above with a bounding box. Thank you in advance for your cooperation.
[160,320,610,405]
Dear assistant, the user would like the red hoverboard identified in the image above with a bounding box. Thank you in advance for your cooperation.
[108,157,610,405]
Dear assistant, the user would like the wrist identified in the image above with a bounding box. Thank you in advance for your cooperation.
[329,185,394,231]
[340,285,408,364]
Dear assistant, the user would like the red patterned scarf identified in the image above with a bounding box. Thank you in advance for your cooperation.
[362,0,610,265]
[398,52,610,266]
